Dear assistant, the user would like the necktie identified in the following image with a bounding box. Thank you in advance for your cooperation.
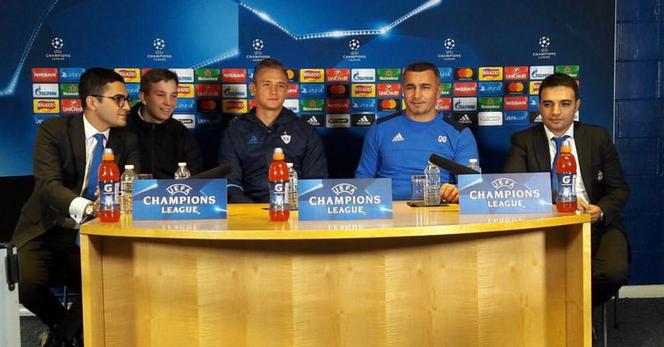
[84,133,106,200]
[551,135,570,195]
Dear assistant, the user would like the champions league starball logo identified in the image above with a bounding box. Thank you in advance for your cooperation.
[246,38,270,62]
[438,37,461,61]
[153,38,166,50]
[342,38,366,62]
[51,37,64,50]
[443,37,455,50]
[147,36,172,62]
[252,38,264,51]
[533,35,556,60]
[348,39,361,51]
[45,36,70,61]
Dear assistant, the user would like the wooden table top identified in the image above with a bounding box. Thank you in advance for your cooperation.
[81,201,589,240]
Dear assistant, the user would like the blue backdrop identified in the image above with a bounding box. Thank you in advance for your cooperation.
[0,0,615,177]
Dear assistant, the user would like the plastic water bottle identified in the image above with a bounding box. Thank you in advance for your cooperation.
[468,158,482,173]
[98,148,120,223]
[287,163,298,210]
[269,148,290,221]
[556,140,577,212]
[174,162,191,180]
[120,164,137,215]
[423,161,441,206]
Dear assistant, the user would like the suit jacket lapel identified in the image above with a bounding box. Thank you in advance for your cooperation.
[574,122,593,197]
[533,125,551,172]
[70,114,87,182]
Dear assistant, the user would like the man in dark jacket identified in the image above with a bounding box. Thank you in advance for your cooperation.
[14,68,140,346]
[219,58,328,202]
[126,68,203,178]
[504,73,629,307]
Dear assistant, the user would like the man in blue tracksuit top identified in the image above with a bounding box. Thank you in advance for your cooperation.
[219,58,328,202]
[356,61,479,202]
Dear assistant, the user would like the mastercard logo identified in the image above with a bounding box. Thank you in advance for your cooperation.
[455,68,474,79]
[506,82,525,93]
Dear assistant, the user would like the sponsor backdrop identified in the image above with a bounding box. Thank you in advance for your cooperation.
[0,0,615,177]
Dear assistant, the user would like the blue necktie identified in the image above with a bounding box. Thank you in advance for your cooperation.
[551,135,570,195]
[84,133,106,200]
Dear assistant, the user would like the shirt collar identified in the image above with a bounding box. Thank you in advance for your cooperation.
[544,124,574,142]
[83,114,110,141]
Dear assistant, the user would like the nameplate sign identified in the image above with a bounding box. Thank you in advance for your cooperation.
[458,173,552,214]
[132,179,227,220]
[298,178,392,220]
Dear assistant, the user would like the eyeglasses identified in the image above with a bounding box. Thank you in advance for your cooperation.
[91,94,131,107]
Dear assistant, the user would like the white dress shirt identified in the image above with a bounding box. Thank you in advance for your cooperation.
[68,115,110,224]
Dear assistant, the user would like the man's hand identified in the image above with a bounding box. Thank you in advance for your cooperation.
[577,198,602,223]
[439,183,459,203]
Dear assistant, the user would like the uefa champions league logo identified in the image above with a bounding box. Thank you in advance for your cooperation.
[348,39,361,51]
[438,37,461,61]
[51,37,64,50]
[443,37,455,50]
[252,38,264,51]
[147,37,172,61]
[533,35,556,60]
[153,38,166,50]
[45,36,70,61]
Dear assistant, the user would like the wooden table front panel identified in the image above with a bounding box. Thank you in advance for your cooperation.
[87,223,583,347]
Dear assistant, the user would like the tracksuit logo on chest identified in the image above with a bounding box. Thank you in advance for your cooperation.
[247,135,260,145]
[392,133,404,142]
[281,132,291,144]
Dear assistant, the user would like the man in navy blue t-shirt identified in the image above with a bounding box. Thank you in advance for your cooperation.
[356,62,479,202]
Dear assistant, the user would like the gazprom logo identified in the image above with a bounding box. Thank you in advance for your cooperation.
[529,66,554,80]
[166,183,192,195]
[491,178,517,189]
[351,69,375,83]
[331,183,358,195]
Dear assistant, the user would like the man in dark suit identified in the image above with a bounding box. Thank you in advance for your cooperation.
[504,73,629,307]
[13,68,140,346]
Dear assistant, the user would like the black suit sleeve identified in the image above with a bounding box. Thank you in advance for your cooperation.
[300,126,328,179]
[181,127,204,176]
[503,133,529,173]
[125,131,142,173]
[594,129,630,226]
[218,128,254,203]
[33,121,79,216]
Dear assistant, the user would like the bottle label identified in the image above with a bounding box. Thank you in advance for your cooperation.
[270,181,290,210]
[100,181,119,211]
[557,173,576,202]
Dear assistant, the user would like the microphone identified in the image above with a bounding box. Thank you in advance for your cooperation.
[428,154,479,175]
[191,163,234,179]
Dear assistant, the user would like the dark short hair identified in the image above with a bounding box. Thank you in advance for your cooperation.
[253,58,288,81]
[403,62,440,81]
[79,68,125,109]
[539,73,579,100]
[140,68,179,93]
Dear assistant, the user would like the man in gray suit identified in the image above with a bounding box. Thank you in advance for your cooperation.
[504,73,629,307]
[13,68,140,346]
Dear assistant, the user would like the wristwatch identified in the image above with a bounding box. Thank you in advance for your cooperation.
[84,203,95,219]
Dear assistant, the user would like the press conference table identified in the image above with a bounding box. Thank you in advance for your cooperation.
[80,202,591,346]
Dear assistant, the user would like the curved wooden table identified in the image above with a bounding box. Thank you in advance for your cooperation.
[81,202,591,346]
